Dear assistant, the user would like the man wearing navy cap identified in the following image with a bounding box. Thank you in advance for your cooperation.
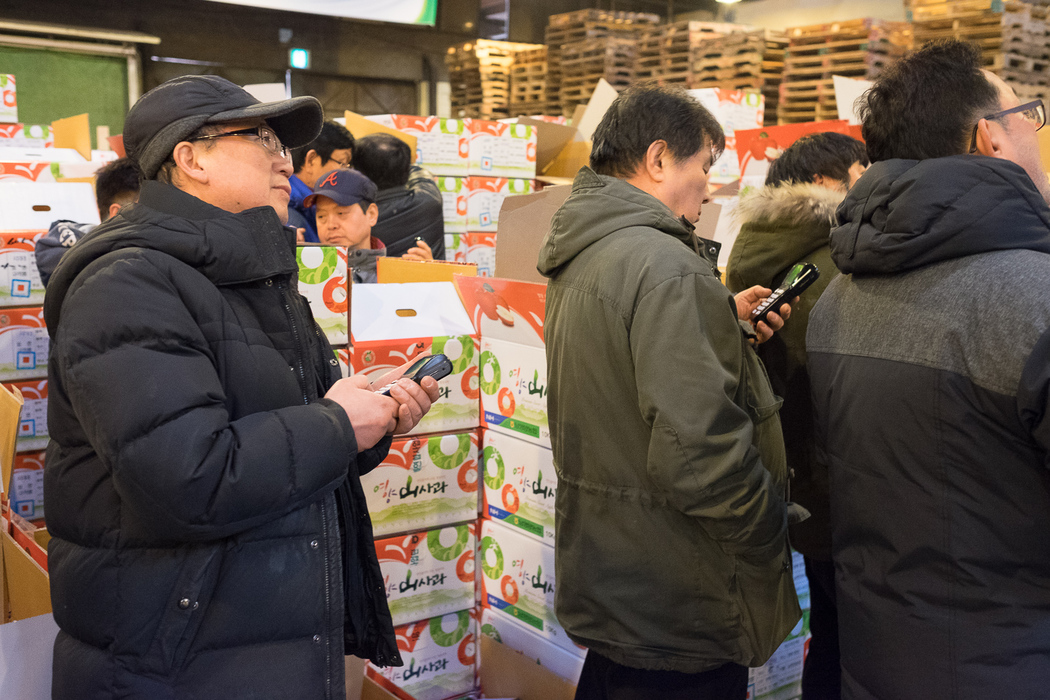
[304,168,432,283]
[42,75,439,699]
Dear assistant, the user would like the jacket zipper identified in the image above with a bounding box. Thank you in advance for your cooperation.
[321,498,333,699]
[278,277,309,405]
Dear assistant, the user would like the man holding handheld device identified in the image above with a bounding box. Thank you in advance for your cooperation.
[538,84,801,700]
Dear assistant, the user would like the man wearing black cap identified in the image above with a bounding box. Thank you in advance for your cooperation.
[305,168,433,283]
[42,75,439,699]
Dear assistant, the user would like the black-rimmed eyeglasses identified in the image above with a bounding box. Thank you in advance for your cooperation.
[189,125,288,158]
[969,99,1045,153]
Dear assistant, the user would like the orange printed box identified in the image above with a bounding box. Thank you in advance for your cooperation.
[8,451,45,520]
[465,119,537,179]
[366,610,477,700]
[444,232,496,277]
[465,177,534,232]
[367,115,469,177]
[361,432,479,538]
[481,429,555,544]
[296,245,348,345]
[375,523,477,627]
[435,176,467,234]
[0,232,46,306]
[0,307,48,381]
[4,378,47,452]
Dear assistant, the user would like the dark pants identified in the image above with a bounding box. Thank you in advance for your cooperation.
[802,557,842,699]
[574,650,749,700]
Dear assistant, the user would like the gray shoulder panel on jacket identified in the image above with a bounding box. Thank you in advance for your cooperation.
[807,249,1050,396]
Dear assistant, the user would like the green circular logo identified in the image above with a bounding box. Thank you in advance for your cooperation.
[432,335,474,374]
[480,536,504,579]
[480,623,501,643]
[427,525,469,562]
[429,433,471,470]
[479,351,501,395]
[429,610,470,647]
[482,445,505,489]
[296,246,338,285]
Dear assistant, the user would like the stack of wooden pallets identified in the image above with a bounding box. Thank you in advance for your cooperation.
[778,19,911,124]
[510,46,548,117]
[1000,1,1050,102]
[651,21,750,85]
[908,0,1004,69]
[545,9,660,116]
[691,29,788,125]
[446,40,544,120]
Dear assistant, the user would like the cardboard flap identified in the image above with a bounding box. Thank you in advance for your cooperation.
[376,257,477,283]
[574,79,619,142]
[517,117,577,175]
[350,282,475,343]
[0,384,23,495]
[496,185,571,284]
[344,111,417,152]
[52,113,91,161]
[453,275,545,347]
[479,634,577,700]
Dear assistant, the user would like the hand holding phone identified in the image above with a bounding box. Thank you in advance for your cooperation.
[751,262,820,327]
[373,354,453,396]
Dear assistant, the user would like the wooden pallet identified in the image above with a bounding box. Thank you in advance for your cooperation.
[1007,79,1050,101]
[904,0,1003,21]
[446,39,544,120]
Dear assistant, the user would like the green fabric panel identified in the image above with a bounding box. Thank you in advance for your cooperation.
[0,45,128,145]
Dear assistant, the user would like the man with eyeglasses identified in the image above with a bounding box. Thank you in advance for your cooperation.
[806,40,1050,699]
[42,75,438,699]
[288,120,356,242]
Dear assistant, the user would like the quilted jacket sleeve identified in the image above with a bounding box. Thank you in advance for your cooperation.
[52,253,360,542]
[630,271,787,564]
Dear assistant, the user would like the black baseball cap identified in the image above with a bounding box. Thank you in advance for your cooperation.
[124,75,324,179]
[303,169,378,208]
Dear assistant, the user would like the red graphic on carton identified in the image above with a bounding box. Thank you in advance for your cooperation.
[454,276,545,341]
[0,163,51,182]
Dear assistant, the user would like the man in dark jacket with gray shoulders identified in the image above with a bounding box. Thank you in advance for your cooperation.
[807,40,1050,699]
[44,75,439,700]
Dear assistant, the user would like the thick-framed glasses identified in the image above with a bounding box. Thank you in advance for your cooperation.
[969,99,1045,153]
[190,125,288,158]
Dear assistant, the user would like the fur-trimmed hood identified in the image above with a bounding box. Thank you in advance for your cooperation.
[734,181,844,230]
[726,182,843,294]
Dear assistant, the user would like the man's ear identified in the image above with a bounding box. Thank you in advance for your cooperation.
[643,140,670,183]
[171,141,208,186]
[305,149,321,167]
[107,202,123,220]
[366,202,379,226]
[973,118,1004,157]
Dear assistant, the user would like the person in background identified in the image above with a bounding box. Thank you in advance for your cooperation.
[537,83,802,700]
[35,156,140,286]
[807,40,1050,699]
[351,133,445,260]
[725,132,868,700]
[304,168,432,283]
[44,75,440,699]
[288,119,355,241]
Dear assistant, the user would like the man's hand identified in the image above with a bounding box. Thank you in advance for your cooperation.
[387,376,441,434]
[296,228,306,243]
[324,376,397,450]
[402,238,434,262]
[734,285,795,344]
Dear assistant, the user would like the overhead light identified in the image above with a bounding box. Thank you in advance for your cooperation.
[289,48,310,70]
[716,0,742,4]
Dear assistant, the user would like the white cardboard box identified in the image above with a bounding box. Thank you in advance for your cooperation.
[0,307,49,381]
[0,76,17,124]
[296,245,348,345]
[4,378,47,453]
[361,432,480,537]
[0,232,46,306]
[444,232,497,277]
[465,177,534,232]
[367,115,470,177]
[479,518,576,654]
[481,429,556,545]
[0,182,99,231]
[350,282,480,435]
[479,608,585,685]
[466,120,538,179]
[365,610,477,700]
[435,176,468,234]
[375,523,477,627]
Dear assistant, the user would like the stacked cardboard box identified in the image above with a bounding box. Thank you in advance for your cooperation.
[545,9,660,116]
[510,47,549,118]
[446,40,545,121]
[779,19,911,124]
[1001,1,1050,102]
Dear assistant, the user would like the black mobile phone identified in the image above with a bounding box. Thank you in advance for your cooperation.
[377,354,453,396]
[751,263,820,326]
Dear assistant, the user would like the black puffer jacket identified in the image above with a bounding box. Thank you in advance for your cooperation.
[807,156,1050,699]
[371,166,445,259]
[44,181,399,700]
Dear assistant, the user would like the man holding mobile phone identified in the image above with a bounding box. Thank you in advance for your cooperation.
[538,83,801,700]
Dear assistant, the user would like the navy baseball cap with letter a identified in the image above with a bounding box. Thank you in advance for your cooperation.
[124,75,324,179]
[303,169,378,208]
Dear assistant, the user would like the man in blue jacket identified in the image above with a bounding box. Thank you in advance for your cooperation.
[808,40,1050,699]
[44,75,439,699]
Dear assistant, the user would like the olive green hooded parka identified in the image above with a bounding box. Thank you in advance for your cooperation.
[537,167,800,673]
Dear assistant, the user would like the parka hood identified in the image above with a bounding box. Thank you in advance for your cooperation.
[537,167,697,278]
[830,155,1050,275]
[45,180,298,329]
[729,182,844,290]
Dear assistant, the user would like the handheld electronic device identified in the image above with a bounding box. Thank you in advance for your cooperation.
[375,354,453,396]
[751,262,820,326]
